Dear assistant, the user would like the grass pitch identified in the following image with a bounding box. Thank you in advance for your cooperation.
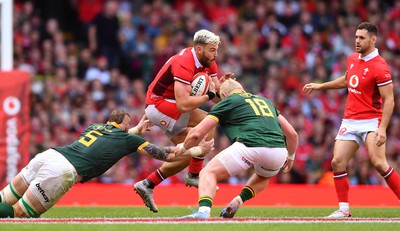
[1,206,399,231]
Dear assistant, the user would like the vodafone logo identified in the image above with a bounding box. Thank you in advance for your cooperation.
[3,96,21,116]
[349,75,359,88]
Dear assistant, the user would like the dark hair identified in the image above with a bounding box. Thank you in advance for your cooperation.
[357,22,378,36]
[108,109,130,124]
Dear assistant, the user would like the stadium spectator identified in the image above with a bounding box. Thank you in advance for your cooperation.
[0,109,213,218]
[180,79,298,219]
[303,22,400,218]
[88,0,121,68]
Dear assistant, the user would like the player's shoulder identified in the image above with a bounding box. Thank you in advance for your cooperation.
[369,55,391,75]
[348,53,359,61]
[174,47,196,64]
[370,55,389,66]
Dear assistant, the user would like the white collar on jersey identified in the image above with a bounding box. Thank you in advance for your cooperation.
[191,47,203,68]
[358,48,379,62]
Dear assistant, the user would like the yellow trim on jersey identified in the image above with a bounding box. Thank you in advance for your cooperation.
[206,115,219,124]
[137,141,150,151]
[108,122,121,129]
[231,89,246,95]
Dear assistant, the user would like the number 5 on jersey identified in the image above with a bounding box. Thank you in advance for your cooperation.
[79,130,103,147]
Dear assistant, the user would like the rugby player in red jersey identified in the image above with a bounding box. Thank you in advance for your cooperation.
[134,29,234,212]
[303,22,400,218]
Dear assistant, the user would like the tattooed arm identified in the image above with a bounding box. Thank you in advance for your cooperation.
[141,143,175,161]
[139,140,214,162]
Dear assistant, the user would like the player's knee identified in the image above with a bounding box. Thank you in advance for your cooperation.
[331,157,346,170]
[199,169,216,181]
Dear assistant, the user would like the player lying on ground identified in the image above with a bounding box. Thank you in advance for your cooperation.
[0,109,213,218]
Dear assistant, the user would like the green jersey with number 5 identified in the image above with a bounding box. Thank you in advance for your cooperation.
[208,90,286,148]
[54,123,148,182]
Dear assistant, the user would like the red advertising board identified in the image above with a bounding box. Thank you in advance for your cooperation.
[0,71,30,188]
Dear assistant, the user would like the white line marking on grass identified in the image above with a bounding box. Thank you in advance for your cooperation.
[1,217,400,224]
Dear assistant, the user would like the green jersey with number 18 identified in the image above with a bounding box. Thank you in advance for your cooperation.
[208,90,286,148]
[54,123,148,182]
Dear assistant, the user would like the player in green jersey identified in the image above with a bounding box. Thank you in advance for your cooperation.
[179,79,298,219]
[0,109,213,218]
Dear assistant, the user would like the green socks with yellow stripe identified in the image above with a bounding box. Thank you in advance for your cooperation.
[239,186,255,203]
[0,203,14,218]
[198,196,212,214]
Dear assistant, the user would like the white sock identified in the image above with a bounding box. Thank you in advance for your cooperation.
[234,195,243,205]
[198,206,211,214]
[339,202,350,212]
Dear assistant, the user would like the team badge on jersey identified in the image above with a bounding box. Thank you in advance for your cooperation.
[363,68,369,76]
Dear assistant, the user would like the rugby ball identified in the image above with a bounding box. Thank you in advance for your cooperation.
[190,72,210,96]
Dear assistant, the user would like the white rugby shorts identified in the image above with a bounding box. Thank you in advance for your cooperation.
[217,142,287,178]
[21,149,78,209]
[335,118,379,145]
[145,103,190,138]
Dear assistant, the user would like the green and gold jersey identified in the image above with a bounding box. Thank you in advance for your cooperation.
[208,90,286,148]
[54,123,148,182]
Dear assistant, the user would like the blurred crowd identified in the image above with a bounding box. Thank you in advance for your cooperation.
[12,0,400,185]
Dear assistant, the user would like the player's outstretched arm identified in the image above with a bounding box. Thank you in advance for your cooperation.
[139,139,214,162]
[303,75,347,94]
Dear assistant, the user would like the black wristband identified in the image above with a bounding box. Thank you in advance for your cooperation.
[206,91,215,100]
[216,92,221,98]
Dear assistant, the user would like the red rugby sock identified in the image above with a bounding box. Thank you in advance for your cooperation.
[333,171,349,202]
[147,168,166,187]
[188,157,204,176]
[382,167,400,200]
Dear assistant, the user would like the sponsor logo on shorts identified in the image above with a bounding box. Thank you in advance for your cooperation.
[261,166,280,171]
[338,127,347,135]
[160,120,168,127]
[36,183,50,202]
[241,156,253,167]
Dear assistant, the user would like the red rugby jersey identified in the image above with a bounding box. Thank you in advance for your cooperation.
[344,49,392,120]
[146,47,218,104]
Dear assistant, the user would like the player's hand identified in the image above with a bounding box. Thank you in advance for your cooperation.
[219,72,235,85]
[199,138,214,156]
[302,83,321,95]
[129,115,152,135]
[174,143,186,157]
[209,81,216,93]
[281,159,294,173]
[373,128,387,147]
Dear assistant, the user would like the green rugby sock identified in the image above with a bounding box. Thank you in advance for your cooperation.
[239,186,255,203]
[0,203,14,218]
[198,196,213,208]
